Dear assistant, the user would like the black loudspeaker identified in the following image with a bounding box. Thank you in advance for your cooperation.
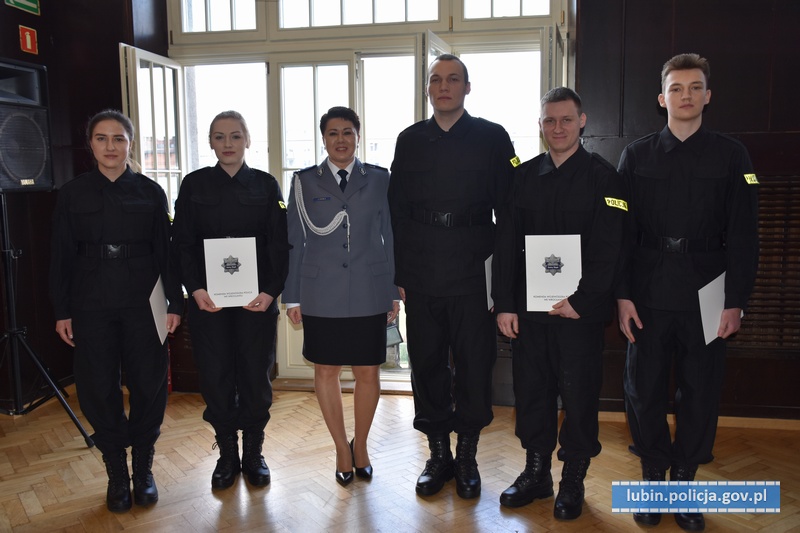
[0,59,52,192]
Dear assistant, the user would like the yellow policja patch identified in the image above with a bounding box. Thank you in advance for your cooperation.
[605,197,628,211]
[744,174,759,185]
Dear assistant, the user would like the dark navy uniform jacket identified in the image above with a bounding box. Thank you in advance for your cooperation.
[616,126,759,311]
[171,163,289,312]
[49,167,183,319]
[493,145,628,323]
[388,111,517,297]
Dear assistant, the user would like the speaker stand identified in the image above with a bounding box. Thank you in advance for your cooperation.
[0,192,93,448]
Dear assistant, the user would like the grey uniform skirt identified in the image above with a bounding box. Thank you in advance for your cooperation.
[302,313,387,366]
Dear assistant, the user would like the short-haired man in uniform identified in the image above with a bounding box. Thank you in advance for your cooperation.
[493,87,627,519]
[616,53,759,531]
[389,54,518,499]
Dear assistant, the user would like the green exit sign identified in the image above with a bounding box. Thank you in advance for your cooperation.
[5,0,41,16]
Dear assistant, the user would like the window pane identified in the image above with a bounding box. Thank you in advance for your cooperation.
[362,56,414,168]
[185,63,268,173]
[282,66,315,171]
[522,0,549,16]
[316,65,349,161]
[233,0,257,30]
[312,0,341,27]
[164,67,179,170]
[182,0,207,32]
[343,0,372,25]
[137,60,155,172]
[153,66,167,171]
[281,0,309,28]
[494,0,520,17]
[375,0,405,23]
[459,51,541,162]
[408,0,438,21]
[464,0,491,19]
[209,0,232,31]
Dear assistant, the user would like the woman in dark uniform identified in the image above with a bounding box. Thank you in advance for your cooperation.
[171,110,289,491]
[49,109,183,512]
[284,106,399,486]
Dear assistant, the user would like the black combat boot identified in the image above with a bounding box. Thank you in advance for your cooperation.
[553,458,590,520]
[211,433,241,489]
[241,430,271,487]
[633,462,666,526]
[672,464,705,531]
[454,433,481,499]
[415,434,454,496]
[500,450,554,507]
[103,449,132,513]
[131,446,158,506]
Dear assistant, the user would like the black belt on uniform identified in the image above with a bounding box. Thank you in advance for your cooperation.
[637,233,725,253]
[78,243,153,259]
[410,207,492,228]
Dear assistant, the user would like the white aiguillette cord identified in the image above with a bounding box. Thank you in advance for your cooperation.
[294,172,350,249]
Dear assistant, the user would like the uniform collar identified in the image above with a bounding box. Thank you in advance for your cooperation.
[538,144,590,176]
[660,125,711,155]
[90,165,136,191]
[425,110,472,140]
[215,161,252,185]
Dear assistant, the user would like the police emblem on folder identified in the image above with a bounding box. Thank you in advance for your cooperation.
[542,254,564,276]
[222,255,241,275]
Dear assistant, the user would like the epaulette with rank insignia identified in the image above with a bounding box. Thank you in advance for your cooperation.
[294,164,318,176]
[363,162,388,171]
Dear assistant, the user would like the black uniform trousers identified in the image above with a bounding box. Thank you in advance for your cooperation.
[512,319,604,461]
[188,299,277,436]
[624,305,726,471]
[404,290,495,436]
[72,305,168,457]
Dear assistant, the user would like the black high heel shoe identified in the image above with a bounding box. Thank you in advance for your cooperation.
[335,450,354,487]
[350,439,373,480]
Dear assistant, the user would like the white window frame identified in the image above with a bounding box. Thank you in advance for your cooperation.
[167,0,267,47]
[119,44,186,214]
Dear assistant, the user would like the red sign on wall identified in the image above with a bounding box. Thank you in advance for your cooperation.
[19,25,39,55]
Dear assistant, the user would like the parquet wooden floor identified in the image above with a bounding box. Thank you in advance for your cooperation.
[1,386,797,532]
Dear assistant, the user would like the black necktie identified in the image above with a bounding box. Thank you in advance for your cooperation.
[337,169,348,192]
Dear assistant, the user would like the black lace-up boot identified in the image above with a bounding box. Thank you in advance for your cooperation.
[103,449,132,512]
[672,464,705,531]
[211,433,241,489]
[633,462,666,526]
[131,446,158,506]
[241,430,271,487]
[415,434,454,496]
[553,458,590,520]
[500,450,554,507]
[454,433,481,499]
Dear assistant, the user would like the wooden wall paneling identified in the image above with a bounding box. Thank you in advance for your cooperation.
[574,0,624,139]
[770,0,800,132]
[620,0,673,139]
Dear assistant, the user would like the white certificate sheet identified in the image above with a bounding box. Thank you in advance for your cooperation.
[485,254,494,310]
[525,234,581,312]
[149,275,168,344]
[699,272,725,345]
[204,237,259,308]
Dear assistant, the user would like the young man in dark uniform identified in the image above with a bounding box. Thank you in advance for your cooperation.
[616,53,759,531]
[493,87,627,519]
[388,54,518,499]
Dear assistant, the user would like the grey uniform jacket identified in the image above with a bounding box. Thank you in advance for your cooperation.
[284,157,397,318]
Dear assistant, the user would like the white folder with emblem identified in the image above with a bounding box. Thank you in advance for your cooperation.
[525,234,582,312]
[204,237,259,308]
